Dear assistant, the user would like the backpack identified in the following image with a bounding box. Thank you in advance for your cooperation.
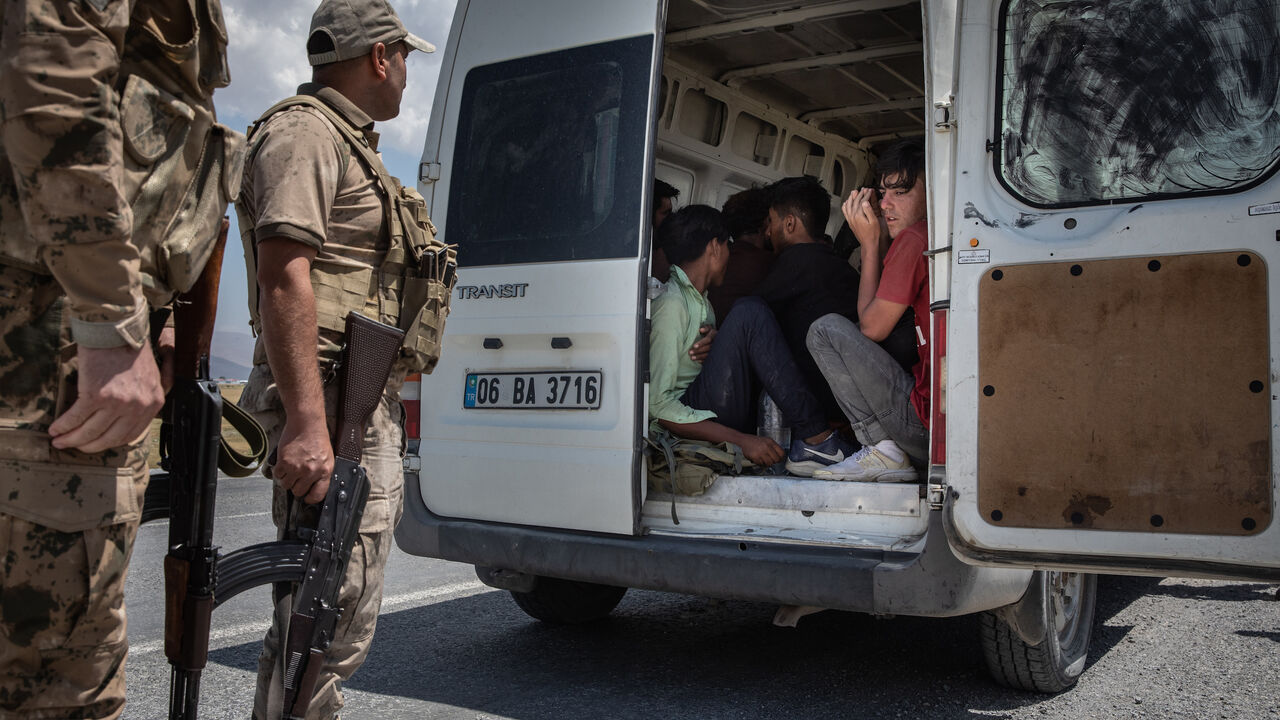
[645,429,754,524]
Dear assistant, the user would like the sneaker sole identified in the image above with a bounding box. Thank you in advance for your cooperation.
[784,459,827,477]
[815,468,919,483]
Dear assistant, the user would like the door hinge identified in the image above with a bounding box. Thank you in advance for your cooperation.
[985,138,999,154]
[419,161,442,184]
[933,97,956,132]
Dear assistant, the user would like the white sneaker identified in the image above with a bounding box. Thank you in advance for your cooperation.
[812,446,918,482]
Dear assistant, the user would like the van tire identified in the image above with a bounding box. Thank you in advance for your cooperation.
[980,571,1097,693]
[510,577,628,625]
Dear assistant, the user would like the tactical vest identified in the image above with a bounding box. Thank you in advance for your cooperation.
[0,0,244,309]
[238,94,456,376]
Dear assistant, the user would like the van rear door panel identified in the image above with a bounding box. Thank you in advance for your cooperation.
[414,0,664,534]
[944,0,1280,579]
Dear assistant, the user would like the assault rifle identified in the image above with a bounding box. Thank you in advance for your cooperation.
[145,219,404,718]
[280,312,405,719]
[154,217,237,719]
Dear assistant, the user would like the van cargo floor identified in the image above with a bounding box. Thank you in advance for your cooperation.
[643,474,928,550]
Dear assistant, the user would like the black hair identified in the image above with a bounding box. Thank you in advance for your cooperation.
[876,138,926,191]
[659,204,728,266]
[720,187,769,240]
[654,178,680,201]
[766,176,830,240]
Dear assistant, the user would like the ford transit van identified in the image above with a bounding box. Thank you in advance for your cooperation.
[396,0,1280,691]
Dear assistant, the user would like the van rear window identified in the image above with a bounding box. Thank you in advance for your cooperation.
[447,37,652,266]
[996,0,1280,208]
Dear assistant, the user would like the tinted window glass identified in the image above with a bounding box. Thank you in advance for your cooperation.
[997,0,1280,208]
[448,37,652,265]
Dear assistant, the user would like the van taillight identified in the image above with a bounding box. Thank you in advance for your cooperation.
[402,373,422,439]
[929,309,947,466]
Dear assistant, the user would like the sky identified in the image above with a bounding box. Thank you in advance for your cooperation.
[212,0,459,347]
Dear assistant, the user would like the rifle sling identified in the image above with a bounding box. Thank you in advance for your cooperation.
[218,397,268,478]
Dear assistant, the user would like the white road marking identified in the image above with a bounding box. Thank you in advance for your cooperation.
[140,511,271,529]
[130,579,489,657]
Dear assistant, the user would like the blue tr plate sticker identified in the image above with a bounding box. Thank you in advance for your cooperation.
[464,374,478,408]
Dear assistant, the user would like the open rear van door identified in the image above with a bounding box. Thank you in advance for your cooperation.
[413,0,665,534]
[943,0,1280,581]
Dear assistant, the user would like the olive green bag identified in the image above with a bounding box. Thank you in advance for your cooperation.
[645,429,755,524]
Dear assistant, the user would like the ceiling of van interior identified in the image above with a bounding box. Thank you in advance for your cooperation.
[666,0,925,152]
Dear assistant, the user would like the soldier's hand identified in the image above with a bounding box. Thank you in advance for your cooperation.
[274,418,334,504]
[49,344,165,454]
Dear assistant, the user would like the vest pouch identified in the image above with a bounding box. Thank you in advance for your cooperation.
[126,0,232,100]
[399,276,450,374]
[311,263,376,336]
[122,73,245,307]
[396,184,437,258]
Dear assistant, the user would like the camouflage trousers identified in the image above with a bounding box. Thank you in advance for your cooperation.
[0,265,150,720]
[239,366,406,720]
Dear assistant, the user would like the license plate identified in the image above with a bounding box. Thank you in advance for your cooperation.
[464,371,602,409]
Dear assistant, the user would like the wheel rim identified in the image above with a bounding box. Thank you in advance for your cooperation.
[1049,570,1085,648]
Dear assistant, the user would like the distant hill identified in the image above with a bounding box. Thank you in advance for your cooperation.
[210,329,256,381]
[211,354,252,382]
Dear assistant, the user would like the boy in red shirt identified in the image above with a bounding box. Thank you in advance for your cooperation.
[806,139,930,481]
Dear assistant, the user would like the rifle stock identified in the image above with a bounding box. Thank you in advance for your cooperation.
[173,218,227,379]
[280,312,404,720]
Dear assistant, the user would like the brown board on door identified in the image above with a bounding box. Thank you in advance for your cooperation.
[977,252,1271,535]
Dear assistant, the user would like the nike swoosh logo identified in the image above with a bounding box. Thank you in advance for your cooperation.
[803,447,845,463]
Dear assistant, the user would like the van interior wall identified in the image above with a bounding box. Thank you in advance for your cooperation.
[656,0,927,234]
[645,1,931,544]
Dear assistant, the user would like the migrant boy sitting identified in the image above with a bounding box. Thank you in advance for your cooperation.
[648,205,855,476]
[807,139,931,481]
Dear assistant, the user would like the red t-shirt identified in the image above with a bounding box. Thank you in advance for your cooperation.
[875,220,930,427]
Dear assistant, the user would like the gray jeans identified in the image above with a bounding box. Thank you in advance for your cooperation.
[806,313,928,467]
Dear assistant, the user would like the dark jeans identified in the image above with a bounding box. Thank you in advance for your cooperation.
[682,296,827,439]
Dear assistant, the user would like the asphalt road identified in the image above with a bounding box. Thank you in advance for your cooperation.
[123,474,1280,720]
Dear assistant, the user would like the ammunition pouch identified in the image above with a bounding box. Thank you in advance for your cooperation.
[391,183,455,374]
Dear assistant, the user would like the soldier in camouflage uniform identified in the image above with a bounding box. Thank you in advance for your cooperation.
[235,1,450,718]
[0,1,237,717]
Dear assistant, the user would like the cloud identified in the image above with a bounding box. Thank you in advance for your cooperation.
[219,0,457,157]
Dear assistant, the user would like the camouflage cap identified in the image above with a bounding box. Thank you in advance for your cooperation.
[308,0,436,66]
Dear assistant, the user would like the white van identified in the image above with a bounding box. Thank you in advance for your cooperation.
[397,0,1280,692]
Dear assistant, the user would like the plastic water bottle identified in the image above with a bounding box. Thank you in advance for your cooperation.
[757,392,791,474]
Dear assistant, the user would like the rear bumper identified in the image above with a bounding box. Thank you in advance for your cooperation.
[396,475,1033,617]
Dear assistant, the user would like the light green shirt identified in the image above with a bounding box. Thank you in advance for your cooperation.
[648,266,717,433]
